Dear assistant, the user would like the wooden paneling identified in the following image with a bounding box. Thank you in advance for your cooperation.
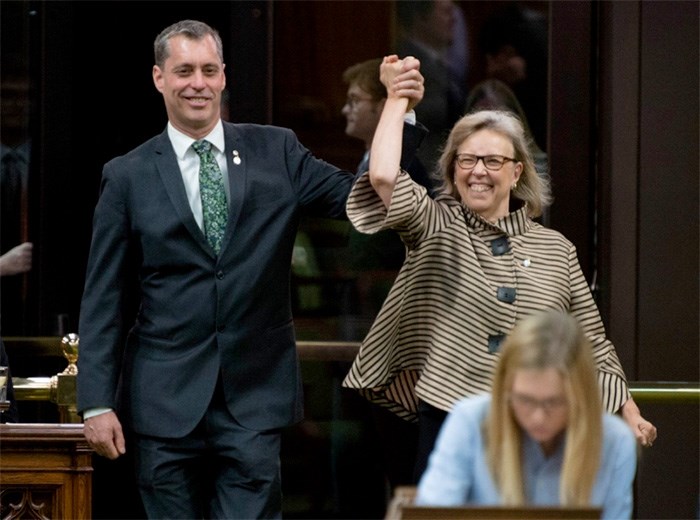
[590,1,699,518]
[272,1,393,171]
[548,1,595,281]
[596,0,641,378]
[636,0,699,382]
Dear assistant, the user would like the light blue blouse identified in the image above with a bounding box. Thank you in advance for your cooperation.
[416,394,637,520]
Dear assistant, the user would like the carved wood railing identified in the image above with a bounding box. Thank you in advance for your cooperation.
[0,423,92,520]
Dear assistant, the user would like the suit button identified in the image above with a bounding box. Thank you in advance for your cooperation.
[216,271,224,280]
[217,324,225,333]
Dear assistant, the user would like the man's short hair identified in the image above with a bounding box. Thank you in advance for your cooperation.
[342,58,386,100]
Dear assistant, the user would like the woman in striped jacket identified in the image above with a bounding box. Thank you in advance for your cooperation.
[342,55,657,479]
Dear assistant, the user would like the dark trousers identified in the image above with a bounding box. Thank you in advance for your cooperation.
[132,377,282,519]
[414,400,449,482]
[370,402,419,489]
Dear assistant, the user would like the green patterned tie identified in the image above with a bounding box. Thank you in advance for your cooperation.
[192,140,227,254]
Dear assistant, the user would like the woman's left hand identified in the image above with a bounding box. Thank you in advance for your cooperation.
[621,398,658,447]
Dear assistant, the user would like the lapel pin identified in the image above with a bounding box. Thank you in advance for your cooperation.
[232,150,241,165]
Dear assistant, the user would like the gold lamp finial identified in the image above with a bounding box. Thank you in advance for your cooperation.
[60,333,79,375]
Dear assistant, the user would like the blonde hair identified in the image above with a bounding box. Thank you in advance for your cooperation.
[436,110,551,217]
[487,310,603,506]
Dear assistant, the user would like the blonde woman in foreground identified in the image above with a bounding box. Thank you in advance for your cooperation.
[416,310,637,519]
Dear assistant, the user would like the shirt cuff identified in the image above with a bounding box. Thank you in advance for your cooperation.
[404,110,416,126]
[83,407,112,420]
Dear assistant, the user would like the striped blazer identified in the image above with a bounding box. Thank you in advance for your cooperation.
[342,171,629,422]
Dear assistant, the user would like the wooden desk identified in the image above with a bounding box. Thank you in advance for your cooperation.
[386,487,601,520]
[0,423,92,519]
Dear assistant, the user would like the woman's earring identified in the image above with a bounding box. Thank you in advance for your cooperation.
[511,181,518,190]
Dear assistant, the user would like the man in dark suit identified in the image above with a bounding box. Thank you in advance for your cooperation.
[77,20,425,519]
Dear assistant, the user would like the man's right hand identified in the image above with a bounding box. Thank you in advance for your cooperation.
[84,410,126,459]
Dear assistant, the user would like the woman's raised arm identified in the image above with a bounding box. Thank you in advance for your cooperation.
[369,55,422,207]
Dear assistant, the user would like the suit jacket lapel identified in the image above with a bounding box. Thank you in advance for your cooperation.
[153,130,214,257]
[220,123,246,253]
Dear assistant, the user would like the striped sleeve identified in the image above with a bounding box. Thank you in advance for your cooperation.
[567,244,631,413]
[346,170,447,248]
[346,171,391,234]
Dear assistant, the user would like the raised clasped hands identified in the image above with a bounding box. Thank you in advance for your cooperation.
[380,54,424,112]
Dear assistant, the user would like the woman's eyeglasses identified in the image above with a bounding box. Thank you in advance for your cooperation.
[508,393,568,415]
[455,154,517,171]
